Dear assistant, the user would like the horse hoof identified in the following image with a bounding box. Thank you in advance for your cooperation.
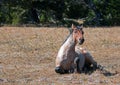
[55,67,63,74]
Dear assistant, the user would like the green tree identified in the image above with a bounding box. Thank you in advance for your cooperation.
[0,0,120,26]
[84,0,120,26]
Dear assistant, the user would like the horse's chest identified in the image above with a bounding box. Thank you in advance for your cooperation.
[58,46,75,60]
[57,47,76,69]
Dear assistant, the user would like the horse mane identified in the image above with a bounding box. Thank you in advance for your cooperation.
[61,28,73,45]
[61,33,71,45]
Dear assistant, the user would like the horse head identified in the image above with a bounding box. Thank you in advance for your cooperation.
[71,24,84,45]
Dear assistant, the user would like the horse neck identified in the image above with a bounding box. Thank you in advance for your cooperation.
[62,34,76,52]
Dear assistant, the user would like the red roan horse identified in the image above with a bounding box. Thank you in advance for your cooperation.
[55,24,97,74]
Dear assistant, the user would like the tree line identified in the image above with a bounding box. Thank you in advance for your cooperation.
[0,0,120,27]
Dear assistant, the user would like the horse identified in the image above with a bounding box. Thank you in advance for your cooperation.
[55,24,97,74]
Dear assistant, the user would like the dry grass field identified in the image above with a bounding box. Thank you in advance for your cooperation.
[0,26,120,85]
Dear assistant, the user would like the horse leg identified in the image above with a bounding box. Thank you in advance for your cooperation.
[84,52,97,70]
[77,55,85,73]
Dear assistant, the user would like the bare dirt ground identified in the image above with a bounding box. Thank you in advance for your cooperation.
[0,26,120,85]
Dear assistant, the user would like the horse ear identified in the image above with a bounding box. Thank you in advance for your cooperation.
[80,24,83,29]
[77,24,83,30]
[71,24,76,30]
[80,25,83,30]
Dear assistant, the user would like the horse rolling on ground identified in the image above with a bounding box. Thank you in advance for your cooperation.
[55,24,97,74]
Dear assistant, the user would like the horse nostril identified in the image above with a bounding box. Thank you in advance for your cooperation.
[79,38,84,45]
[82,38,85,43]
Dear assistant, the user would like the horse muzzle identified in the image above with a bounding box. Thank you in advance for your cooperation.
[79,38,84,45]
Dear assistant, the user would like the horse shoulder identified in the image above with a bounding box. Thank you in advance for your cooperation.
[56,45,67,65]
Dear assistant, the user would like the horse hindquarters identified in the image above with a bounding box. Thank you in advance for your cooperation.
[75,49,97,73]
